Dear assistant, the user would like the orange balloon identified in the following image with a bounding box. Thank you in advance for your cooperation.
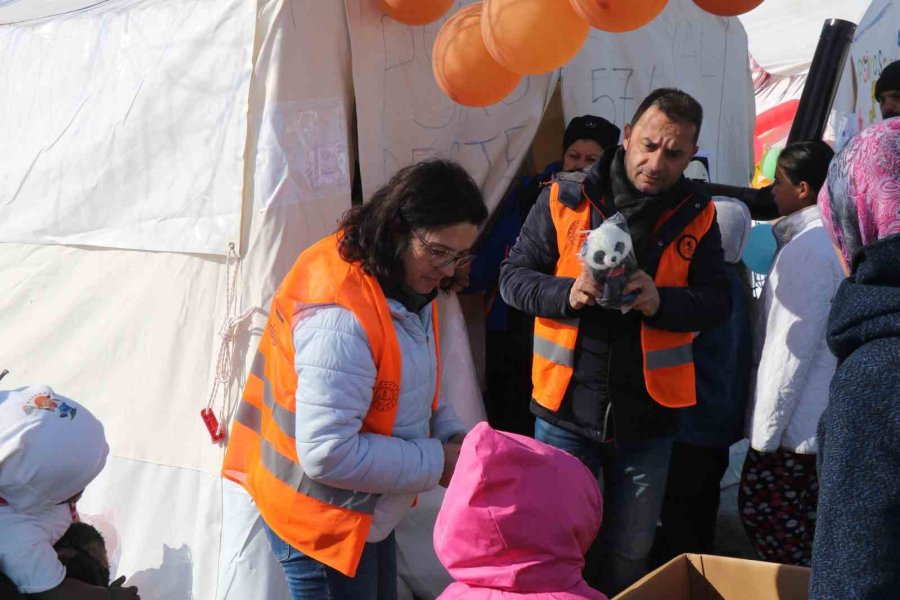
[380,0,454,26]
[482,0,590,75]
[569,0,668,33]
[691,0,764,17]
[433,4,522,107]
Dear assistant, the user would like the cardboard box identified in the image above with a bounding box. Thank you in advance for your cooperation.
[613,554,810,600]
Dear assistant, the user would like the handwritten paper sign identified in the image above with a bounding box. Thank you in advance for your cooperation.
[346,0,557,213]
[562,0,755,186]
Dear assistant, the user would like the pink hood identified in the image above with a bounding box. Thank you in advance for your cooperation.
[434,423,607,599]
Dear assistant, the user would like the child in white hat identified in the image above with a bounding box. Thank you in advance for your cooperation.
[0,385,138,599]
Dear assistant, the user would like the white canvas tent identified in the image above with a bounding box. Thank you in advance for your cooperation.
[1,1,753,599]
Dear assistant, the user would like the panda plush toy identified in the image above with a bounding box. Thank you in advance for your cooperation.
[579,212,638,310]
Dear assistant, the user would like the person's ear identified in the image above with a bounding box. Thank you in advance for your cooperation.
[622,123,633,150]
[797,181,811,203]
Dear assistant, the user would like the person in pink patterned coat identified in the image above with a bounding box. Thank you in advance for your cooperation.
[434,422,608,600]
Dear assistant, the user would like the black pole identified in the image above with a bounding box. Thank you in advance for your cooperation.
[787,19,857,143]
[697,19,857,220]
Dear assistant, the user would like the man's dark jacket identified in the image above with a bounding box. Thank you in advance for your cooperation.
[498,147,732,442]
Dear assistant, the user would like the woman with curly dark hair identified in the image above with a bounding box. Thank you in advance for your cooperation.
[223,159,487,599]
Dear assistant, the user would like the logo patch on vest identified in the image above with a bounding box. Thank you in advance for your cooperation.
[566,221,586,251]
[372,381,400,412]
[677,234,699,260]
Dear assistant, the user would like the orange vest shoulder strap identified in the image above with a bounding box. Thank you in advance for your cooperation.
[278,234,403,434]
[654,200,716,288]
[547,182,591,278]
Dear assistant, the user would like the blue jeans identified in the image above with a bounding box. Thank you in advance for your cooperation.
[535,417,674,596]
[262,520,398,600]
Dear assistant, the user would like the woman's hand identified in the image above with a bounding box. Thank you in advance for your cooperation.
[440,440,463,487]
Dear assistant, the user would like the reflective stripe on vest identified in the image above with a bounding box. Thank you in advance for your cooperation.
[533,334,576,368]
[232,352,380,514]
[645,343,693,370]
[222,234,440,577]
[532,182,715,411]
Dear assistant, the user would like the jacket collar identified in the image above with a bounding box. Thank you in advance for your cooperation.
[384,286,436,314]
[827,233,900,360]
[773,205,821,249]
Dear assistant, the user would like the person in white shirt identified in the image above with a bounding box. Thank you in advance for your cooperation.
[739,141,842,567]
[0,385,138,599]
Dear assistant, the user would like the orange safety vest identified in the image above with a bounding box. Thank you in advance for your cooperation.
[531,182,715,411]
[222,233,440,577]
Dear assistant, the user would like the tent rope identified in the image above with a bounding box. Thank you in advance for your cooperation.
[204,242,254,442]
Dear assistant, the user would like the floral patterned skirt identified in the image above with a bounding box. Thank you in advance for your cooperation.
[738,447,819,566]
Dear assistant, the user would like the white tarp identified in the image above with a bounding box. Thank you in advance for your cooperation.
[563,0,755,186]
[739,0,871,77]
[0,0,253,255]
[346,0,558,215]
[78,457,225,599]
[0,0,354,474]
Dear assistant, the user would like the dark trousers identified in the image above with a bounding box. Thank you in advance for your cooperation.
[652,442,730,566]
[536,418,674,596]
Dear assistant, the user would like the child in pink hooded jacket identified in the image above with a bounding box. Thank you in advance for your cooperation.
[434,422,608,599]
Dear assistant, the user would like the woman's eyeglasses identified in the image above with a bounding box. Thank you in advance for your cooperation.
[412,230,476,269]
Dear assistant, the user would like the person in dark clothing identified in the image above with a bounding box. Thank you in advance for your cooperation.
[810,118,900,599]
[652,198,753,565]
[499,88,731,595]
[467,115,620,436]
[875,60,900,120]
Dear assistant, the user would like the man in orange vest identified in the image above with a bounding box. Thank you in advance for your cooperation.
[499,88,732,595]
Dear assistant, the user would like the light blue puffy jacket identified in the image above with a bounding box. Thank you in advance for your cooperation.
[292,297,467,542]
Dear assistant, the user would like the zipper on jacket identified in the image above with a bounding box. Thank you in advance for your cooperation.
[601,402,613,443]
[602,343,614,442]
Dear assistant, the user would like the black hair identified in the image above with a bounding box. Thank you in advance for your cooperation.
[54,522,110,587]
[630,88,703,143]
[338,159,487,287]
[875,59,900,99]
[776,141,835,196]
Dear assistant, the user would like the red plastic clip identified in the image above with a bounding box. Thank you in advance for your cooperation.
[200,408,226,443]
